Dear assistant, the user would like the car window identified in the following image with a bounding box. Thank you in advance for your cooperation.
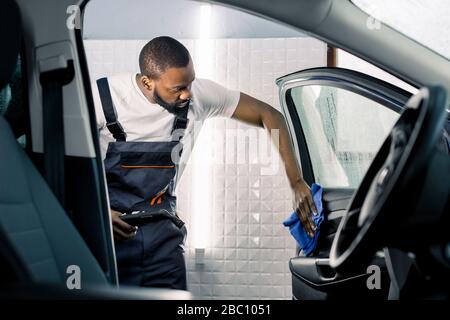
[289,85,399,188]
[82,0,328,300]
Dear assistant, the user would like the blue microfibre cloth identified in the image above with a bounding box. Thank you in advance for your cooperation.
[283,183,324,256]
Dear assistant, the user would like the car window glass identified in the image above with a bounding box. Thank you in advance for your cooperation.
[290,85,399,188]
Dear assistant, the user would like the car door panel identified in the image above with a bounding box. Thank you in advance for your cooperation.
[290,255,390,299]
[290,188,391,300]
[278,67,412,299]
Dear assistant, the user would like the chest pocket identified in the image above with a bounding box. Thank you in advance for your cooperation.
[104,141,178,212]
[119,149,176,198]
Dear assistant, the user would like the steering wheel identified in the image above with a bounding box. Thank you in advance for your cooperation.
[330,86,448,274]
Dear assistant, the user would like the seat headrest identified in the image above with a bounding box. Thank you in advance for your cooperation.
[0,0,22,89]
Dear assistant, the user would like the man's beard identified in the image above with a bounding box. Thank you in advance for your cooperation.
[153,89,190,114]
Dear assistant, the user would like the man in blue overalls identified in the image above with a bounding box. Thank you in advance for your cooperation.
[94,36,317,290]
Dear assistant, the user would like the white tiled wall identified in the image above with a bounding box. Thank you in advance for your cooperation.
[84,38,326,299]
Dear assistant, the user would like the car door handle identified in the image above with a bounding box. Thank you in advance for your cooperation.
[315,258,338,281]
[290,257,338,285]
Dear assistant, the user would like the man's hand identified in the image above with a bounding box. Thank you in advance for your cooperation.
[292,179,317,237]
[111,209,137,241]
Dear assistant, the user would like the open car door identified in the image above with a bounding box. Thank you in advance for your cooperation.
[277,67,412,299]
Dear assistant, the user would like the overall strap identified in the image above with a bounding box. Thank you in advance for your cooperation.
[171,101,190,140]
[96,77,127,142]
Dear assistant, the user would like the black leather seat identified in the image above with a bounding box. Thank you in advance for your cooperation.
[0,115,111,285]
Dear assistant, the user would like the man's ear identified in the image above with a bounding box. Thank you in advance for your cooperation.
[141,75,153,91]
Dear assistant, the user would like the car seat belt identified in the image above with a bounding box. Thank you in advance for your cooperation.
[39,60,74,208]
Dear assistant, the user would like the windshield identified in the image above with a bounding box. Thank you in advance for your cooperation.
[352,0,450,60]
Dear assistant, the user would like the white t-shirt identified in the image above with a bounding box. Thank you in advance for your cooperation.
[92,73,240,189]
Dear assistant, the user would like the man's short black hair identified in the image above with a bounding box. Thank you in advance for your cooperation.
[139,36,191,79]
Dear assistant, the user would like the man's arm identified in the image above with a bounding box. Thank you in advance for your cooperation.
[231,92,317,236]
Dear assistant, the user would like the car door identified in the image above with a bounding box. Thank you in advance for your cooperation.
[277,67,412,299]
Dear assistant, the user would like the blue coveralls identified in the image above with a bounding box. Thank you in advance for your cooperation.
[97,78,188,290]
